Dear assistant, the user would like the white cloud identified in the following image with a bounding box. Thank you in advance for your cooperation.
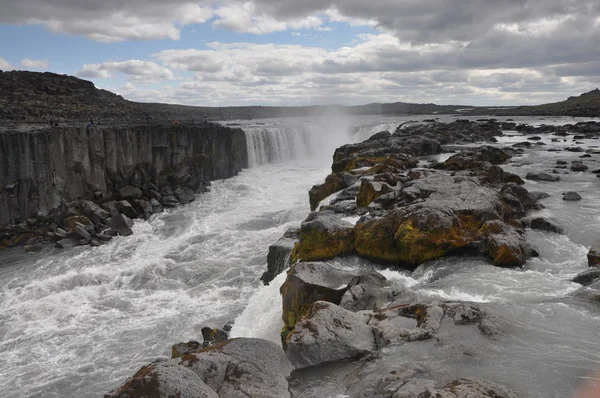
[0,57,12,70]
[76,60,175,83]
[21,58,49,69]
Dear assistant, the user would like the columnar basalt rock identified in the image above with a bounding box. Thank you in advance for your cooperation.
[0,123,248,249]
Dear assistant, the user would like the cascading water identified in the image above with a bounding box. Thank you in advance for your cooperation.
[2,114,600,398]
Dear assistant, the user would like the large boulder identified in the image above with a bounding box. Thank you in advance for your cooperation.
[280,262,356,333]
[105,361,219,398]
[108,338,292,398]
[355,174,504,267]
[182,338,293,398]
[285,301,377,369]
[291,211,355,262]
[481,220,536,267]
[308,172,350,211]
[525,172,560,182]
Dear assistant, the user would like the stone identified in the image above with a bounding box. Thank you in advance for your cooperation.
[571,163,589,172]
[563,191,582,201]
[119,185,143,200]
[115,200,138,219]
[308,172,349,211]
[172,340,201,359]
[108,214,133,237]
[105,361,219,398]
[525,172,560,182]
[56,238,79,249]
[291,211,355,262]
[369,303,445,345]
[174,187,195,204]
[201,327,228,347]
[260,228,299,285]
[573,269,600,286]
[481,220,536,267]
[356,180,395,207]
[419,378,517,398]
[285,301,377,369]
[280,262,357,334]
[526,217,563,234]
[587,240,600,267]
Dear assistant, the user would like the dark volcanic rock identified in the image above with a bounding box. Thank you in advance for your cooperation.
[563,191,582,201]
[573,269,600,286]
[260,227,299,285]
[571,163,589,172]
[588,240,600,267]
[525,172,560,182]
[291,211,355,262]
[286,301,377,369]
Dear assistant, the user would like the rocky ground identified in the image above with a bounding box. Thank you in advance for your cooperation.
[106,118,600,398]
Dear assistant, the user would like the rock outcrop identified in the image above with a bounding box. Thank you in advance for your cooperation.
[0,123,248,249]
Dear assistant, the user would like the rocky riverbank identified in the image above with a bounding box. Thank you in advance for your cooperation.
[0,122,248,251]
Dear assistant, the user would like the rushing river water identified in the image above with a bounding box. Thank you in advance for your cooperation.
[1,115,600,397]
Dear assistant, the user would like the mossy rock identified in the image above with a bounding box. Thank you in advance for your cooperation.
[308,173,347,211]
[356,180,394,207]
[355,210,484,266]
[290,211,355,263]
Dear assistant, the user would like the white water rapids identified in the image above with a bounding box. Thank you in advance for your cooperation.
[1,115,600,397]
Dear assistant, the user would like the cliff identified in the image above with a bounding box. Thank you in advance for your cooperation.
[0,123,248,248]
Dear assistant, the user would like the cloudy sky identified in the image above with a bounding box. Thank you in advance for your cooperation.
[0,0,599,106]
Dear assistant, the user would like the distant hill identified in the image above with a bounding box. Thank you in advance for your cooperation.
[0,70,598,122]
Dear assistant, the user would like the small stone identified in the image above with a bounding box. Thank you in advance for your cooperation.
[563,191,582,201]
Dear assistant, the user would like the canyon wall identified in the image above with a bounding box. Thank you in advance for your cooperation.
[0,123,248,229]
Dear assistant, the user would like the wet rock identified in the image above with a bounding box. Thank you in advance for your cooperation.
[261,228,299,284]
[572,269,600,286]
[182,338,293,398]
[172,340,201,359]
[119,185,142,200]
[74,224,91,243]
[357,179,395,207]
[481,220,536,267]
[105,361,219,398]
[174,187,195,204]
[63,215,92,232]
[369,303,445,344]
[420,378,517,398]
[56,238,79,249]
[114,200,138,219]
[280,262,356,334]
[563,191,582,201]
[524,217,563,234]
[339,270,388,312]
[500,182,543,218]
[150,198,163,213]
[108,214,133,237]
[571,163,589,172]
[308,173,349,211]
[445,303,483,325]
[556,160,567,165]
[529,191,550,200]
[285,301,377,369]
[201,327,228,347]
[587,240,600,267]
[291,211,355,262]
[160,195,180,208]
[525,172,560,182]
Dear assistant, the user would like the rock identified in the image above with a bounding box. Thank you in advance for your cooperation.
[571,163,589,172]
[525,217,562,233]
[136,199,154,219]
[74,224,91,243]
[150,198,163,213]
[108,214,133,237]
[556,160,567,165]
[529,191,550,200]
[161,195,180,208]
[201,327,228,347]
[291,211,355,262]
[573,269,600,286]
[339,270,388,312]
[115,200,138,219]
[101,201,120,217]
[280,262,357,335]
[285,301,377,369]
[308,173,350,211]
[481,220,536,267]
[55,238,79,249]
[528,136,542,140]
[525,172,560,182]
[172,340,201,359]
[420,378,517,398]
[587,240,600,267]
[63,215,92,232]
[357,179,395,207]
[24,242,44,252]
[105,361,219,398]
[182,338,293,398]
[369,303,445,345]
[261,228,299,285]
[118,185,142,200]
[355,174,506,267]
[445,303,483,325]
[563,191,582,201]
[500,182,543,218]
[174,187,195,204]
